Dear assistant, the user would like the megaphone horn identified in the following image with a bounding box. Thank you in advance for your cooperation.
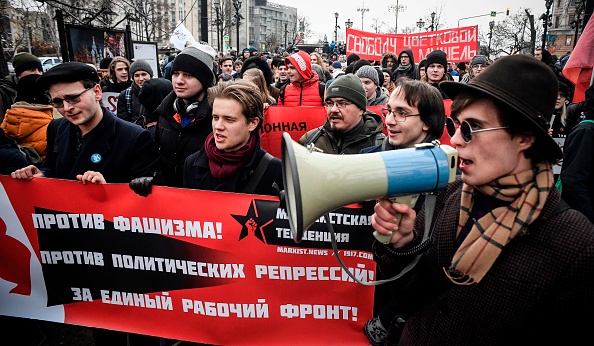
[281,132,458,243]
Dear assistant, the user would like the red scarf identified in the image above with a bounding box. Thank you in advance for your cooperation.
[204,132,258,181]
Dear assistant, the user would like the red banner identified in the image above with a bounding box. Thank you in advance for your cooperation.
[0,176,376,345]
[346,27,479,63]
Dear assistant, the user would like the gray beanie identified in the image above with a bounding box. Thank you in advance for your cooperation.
[172,45,216,88]
[130,59,153,77]
[470,55,488,67]
[355,65,380,87]
[325,74,367,111]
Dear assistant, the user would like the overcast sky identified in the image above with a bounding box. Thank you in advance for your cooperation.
[270,0,550,42]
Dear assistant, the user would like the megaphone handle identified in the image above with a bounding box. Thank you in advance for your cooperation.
[373,194,420,244]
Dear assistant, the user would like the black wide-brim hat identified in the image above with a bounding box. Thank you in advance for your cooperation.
[440,54,562,160]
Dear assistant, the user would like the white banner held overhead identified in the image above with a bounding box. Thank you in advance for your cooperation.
[169,22,196,50]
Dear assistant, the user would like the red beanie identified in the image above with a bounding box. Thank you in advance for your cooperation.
[284,51,312,81]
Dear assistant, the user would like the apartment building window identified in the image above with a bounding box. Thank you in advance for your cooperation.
[566,35,572,45]
[555,16,560,28]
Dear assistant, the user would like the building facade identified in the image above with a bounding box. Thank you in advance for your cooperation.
[548,0,585,56]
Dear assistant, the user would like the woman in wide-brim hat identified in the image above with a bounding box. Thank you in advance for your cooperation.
[370,54,594,346]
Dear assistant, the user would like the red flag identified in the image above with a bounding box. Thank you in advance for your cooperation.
[563,16,594,102]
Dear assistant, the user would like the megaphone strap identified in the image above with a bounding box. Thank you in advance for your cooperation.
[328,194,438,286]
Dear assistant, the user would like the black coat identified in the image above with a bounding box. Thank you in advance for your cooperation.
[154,90,213,187]
[561,120,594,221]
[182,140,283,196]
[0,128,28,174]
[43,109,160,183]
[374,179,594,345]
[117,83,142,125]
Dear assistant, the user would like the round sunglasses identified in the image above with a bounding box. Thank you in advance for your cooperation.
[445,117,509,143]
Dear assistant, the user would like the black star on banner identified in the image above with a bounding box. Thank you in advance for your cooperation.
[232,199,279,243]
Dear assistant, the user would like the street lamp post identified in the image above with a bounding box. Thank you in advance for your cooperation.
[540,0,553,50]
[232,0,243,51]
[416,18,425,32]
[357,2,369,31]
[334,12,340,42]
[388,0,405,33]
[488,20,495,59]
[430,12,436,31]
[213,0,222,52]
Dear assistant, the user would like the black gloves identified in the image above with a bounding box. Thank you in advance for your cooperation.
[129,177,154,197]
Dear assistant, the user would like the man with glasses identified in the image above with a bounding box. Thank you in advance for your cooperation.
[11,62,160,189]
[370,54,594,345]
[393,49,416,81]
[461,54,490,84]
[298,74,385,154]
[362,78,445,346]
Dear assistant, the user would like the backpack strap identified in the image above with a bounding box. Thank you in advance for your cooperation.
[304,127,324,146]
[243,152,273,194]
[318,82,326,103]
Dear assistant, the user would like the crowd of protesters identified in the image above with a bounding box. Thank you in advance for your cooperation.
[2,39,594,346]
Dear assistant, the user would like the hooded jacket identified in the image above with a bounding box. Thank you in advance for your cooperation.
[394,49,417,80]
[278,73,323,106]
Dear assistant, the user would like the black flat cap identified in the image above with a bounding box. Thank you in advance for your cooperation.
[37,61,100,90]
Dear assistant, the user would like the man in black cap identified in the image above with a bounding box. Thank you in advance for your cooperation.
[371,54,594,345]
[11,61,160,186]
[10,62,161,345]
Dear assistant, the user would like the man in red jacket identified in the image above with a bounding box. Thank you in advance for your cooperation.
[277,51,323,106]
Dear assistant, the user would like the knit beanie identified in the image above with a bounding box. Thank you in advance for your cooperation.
[13,52,42,77]
[99,57,113,70]
[325,74,367,111]
[285,51,312,81]
[346,53,360,66]
[130,59,154,78]
[424,50,447,71]
[331,61,342,69]
[470,55,488,67]
[355,65,380,86]
[172,44,216,88]
[456,61,466,71]
[15,74,49,104]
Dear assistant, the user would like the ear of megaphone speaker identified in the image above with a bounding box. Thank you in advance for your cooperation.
[281,132,458,243]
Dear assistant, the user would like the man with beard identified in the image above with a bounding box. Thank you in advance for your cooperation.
[298,74,385,154]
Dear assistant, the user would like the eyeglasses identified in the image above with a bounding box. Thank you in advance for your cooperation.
[471,64,486,70]
[381,108,421,122]
[324,100,352,109]
[51,87,92,108]
[445,117,509,143]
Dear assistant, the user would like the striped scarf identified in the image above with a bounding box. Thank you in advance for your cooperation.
[445,162,554,285]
